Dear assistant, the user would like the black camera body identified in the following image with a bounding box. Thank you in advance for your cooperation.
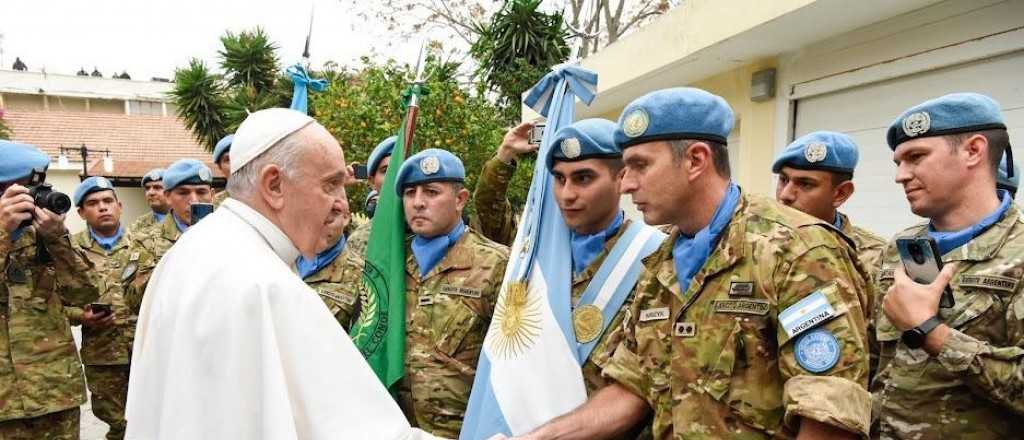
[20,170,71,228]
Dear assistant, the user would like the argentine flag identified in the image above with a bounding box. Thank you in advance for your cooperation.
[460,65,598,439]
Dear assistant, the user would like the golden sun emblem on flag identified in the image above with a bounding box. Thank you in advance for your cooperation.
[489,280,542,359]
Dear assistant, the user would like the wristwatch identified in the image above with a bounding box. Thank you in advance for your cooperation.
[901,316,942,349]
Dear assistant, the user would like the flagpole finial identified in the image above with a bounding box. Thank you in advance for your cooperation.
[412,40,428,84]
[301,3,315,68]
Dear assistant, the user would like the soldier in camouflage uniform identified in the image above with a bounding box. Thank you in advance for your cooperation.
[391,148,509,438]
[519,88,871,440]
[213,134,233,208]
[300,206,362,330]
[470,121,538,246]
[122,159,214,314]
[773,131,887,279]
[344,136,399,259]
[130,168,168,235]
[65,177,134,440]
[872,93,1024,439]
[0,141,100,439]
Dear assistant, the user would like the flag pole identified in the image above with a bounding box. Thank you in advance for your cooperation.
[401,41,428,157]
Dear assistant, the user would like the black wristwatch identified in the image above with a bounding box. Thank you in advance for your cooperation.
[901,316,942,349]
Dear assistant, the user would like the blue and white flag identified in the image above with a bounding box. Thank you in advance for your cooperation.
[287,63,328,114]
[460,65,598,439]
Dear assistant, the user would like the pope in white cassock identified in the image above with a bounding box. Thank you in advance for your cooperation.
[126,108,439,439]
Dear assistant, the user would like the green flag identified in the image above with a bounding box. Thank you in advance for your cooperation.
[350,81,430,389]
[349,122,408,390]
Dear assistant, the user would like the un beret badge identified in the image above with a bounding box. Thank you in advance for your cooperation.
[560,137,582,159]
[96,178,112,189]
[199,168,213,182]
[804,142,828,163]
[623,109,650,138]
[902,111,931,137]
[420,156,441,175]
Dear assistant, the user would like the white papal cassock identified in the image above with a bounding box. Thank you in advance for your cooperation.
[126,199,435,440]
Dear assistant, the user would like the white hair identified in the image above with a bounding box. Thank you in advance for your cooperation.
[226,128,310,200]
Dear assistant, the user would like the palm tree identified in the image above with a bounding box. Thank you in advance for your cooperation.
[169,27,288,151]
[470,0,570,122]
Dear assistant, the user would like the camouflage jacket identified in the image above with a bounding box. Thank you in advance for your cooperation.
[870,206,1024,439]
[839,212,887,282]
[398,227,509,439]
[602,193,872,439]
[130,211,162,236]
[0,227,99,421]
[122,214,182,314]
[470,156,518,246]
[213,189,229,208]
[304,247,364,332]
[347,220,370,259]
[64,228,136,366]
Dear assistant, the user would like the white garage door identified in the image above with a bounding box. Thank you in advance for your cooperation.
[794,50,1024,238]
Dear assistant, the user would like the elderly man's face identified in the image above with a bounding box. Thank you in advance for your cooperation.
[315,205,350,254]
[281,126,350,257]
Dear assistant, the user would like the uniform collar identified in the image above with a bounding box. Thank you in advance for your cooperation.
[222,198,301,269]
[928,190,1012,256]
[153,211,167,223]
[936,199,1021,263]
[89,224,125,252]
[570,211,624,276]
[411,220,467,278]
[296,235,346,279]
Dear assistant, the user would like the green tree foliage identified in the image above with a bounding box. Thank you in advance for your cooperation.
[312,58,533,214]
[170,27,292,151]
[470,0,570,123]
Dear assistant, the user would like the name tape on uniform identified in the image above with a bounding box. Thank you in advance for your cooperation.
[779,290,836,338]
[639,307,670,322]
[958,274,1018,293]
[439,285,483,298]
[713,299,770,315]
[318,289,356,305]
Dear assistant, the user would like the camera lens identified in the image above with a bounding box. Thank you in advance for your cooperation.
[908,242,926,265]
[46,192,72,215]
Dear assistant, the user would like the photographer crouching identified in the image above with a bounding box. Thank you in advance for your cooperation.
[0,140,99,438]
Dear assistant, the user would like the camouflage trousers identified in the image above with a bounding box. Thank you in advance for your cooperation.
[84,365,128,440]
[0,407,80,440]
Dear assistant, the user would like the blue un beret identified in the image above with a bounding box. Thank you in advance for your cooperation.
[394,148,465,196]
[163,159,213,191]
[213,134,234,164]
[368,136,397,177]
[772,131,859,174]
[887,93,1006,150]
[998,152,1019,192]
[141,168,164,187]
[74,176,116,206]
[546,119,619,172]
[0,140,49,184]
[614,87,734,149]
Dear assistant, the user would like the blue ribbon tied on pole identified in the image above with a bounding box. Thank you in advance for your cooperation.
[287,63,328,114]
[523,65,598,115]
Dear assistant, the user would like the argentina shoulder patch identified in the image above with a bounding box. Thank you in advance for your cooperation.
[779,289,837,338]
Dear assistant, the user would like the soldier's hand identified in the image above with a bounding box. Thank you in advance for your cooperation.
[0,184,34,234]
[81,305,115,328]
[33,206,68,240]
[497,121,539,164]
[883,264,957,330]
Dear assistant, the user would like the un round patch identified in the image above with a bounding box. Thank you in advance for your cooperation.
[804,142,828,163]
[794,328,841,373]
[623,109,650,138]
[199,167,213,182]
[560,137,582,159]
[902,111,931,137]
[96,177,112,189]
[420,156,441,175]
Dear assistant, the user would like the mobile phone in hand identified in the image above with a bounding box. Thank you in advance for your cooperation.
[896,237,955,308]
[529,122,546,146]
[353,164,368,180]
[89,303,112,317]
[190,203,215,225]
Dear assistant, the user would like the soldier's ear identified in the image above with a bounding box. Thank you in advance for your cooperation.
[832,180,855,208]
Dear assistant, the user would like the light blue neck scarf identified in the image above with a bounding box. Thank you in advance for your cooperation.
[673,182,741,294]
[296,235,347,279]
[172,213,189,233]
[570,211,624,276]
[153,211,167,223]
[412,220,467,278]
[90,224,125,252]
[833,212,843,229]
[929,189,1012,255]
